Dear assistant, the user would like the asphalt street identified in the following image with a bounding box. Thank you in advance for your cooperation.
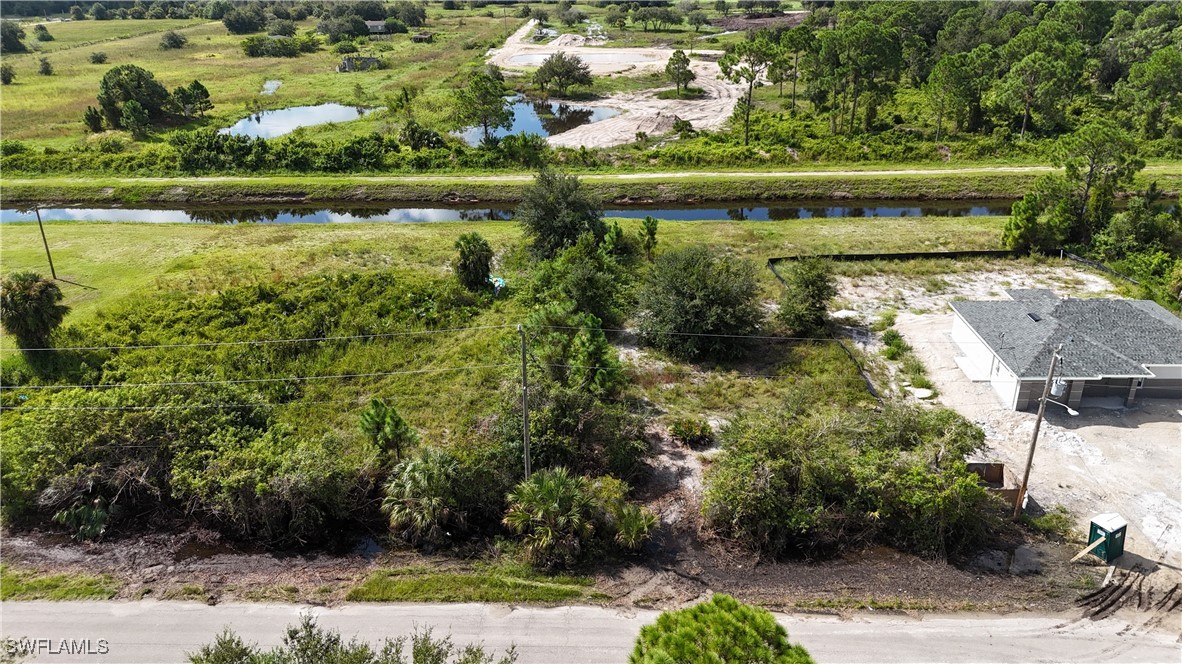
[2,601,1180,663]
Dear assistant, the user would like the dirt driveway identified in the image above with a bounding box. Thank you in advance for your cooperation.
[488,20,744,148]
[847,267,1182,583]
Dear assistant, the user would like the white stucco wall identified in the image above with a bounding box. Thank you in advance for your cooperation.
[951,313,1018,408]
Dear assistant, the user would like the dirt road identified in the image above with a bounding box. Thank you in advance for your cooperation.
[4,601,1179,663]
[487,19,744,147]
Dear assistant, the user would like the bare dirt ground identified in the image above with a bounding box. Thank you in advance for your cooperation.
[487,19,744,148]
[711,11,809,32]
[835,264,1182,592]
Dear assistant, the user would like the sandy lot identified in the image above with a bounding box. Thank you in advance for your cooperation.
[488,20,744,148]
[839,265,1182,584]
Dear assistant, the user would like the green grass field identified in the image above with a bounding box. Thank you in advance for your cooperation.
[0,14,524,145]
[0,215,1007,323]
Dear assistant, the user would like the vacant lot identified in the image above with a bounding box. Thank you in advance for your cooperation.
[0,15,521,145]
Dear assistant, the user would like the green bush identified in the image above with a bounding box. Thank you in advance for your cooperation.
[516,170,605,259]
[453,232,493,292]
[669,417,713,448]
[631,594,814,664]
[776,259,836,338]
[0,271,70,350]
[189,615,517,664]
[382,447,467,547]
[503,468,654,568]
[703,405,991,558]
[638,246,762,360]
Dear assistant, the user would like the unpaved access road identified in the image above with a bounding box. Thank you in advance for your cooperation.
[488,19,744,147]
[3,601,1179,663]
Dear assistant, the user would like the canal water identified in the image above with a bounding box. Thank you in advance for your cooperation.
[0,201,1014,224]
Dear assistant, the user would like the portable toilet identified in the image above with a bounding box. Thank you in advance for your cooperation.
[1088,513,1127,563]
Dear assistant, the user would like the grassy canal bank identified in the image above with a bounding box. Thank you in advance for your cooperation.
[4,166,1180,206]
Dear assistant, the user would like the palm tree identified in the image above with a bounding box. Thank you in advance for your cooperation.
[0,271,69,350]
[503,467,595,568]
[381,447,465,547]
[360,398,418,464]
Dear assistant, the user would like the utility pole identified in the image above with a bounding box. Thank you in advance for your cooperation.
[35,208,57,280]
[1013,343,1063,520]
[518,324,531,478]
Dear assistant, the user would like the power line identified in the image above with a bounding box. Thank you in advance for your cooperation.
[535,324,992,345]
[2,397,368,412]
[0,324,518,353]
[541,362,797,380]
[0,363,515,392]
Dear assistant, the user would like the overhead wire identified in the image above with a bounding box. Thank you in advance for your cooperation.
[0,363,516,392]
[0,323,519,353]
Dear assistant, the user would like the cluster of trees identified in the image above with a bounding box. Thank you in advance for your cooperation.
[82,65,211,137]
[598,2,710,33]
[241,32,319,57]
[706,2,1182,149]
[1003,121,1181,307]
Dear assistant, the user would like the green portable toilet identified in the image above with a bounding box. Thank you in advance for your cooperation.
[1088,513,1127,563]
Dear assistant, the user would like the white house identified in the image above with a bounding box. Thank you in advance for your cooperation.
[950,289,1182,411]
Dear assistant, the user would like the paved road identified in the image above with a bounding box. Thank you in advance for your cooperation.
[2,602,1179,663]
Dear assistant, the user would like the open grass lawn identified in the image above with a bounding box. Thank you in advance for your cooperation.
[19,18,208,53]
[0,215,1007,323]
[0,564,119,600]
[0,15,525,145]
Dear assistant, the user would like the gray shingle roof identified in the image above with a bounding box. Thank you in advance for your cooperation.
[950,293,1182,379]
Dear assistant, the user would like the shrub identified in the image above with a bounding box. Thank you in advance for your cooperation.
[669,417,713,448]
[88,51,107,64]
[637,246,762,360]
[381,447,466,547]
[332,41,359,54]
[503,468,654,568]
[531,233,631,327]
[632,594,814,664]
[33,24,53,42]
[881,328,911,360]
[189,615,517,664]
[38,58,53,76]
[516,170,605,259]
[0,62,13,85]
[703,405,991,558]
[776,259,835,338]
[266,19,296,37]
[222,6,265,34]
[0,271,69,350]
[453,232,493,291]
[159,30,187,50]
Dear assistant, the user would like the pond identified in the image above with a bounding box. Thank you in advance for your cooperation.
[507,51,663,66]
[0,201,1015,225]
[220,103,377,139]
[458,96,620,145]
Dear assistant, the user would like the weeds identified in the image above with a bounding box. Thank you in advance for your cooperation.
[0,565,119,600]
